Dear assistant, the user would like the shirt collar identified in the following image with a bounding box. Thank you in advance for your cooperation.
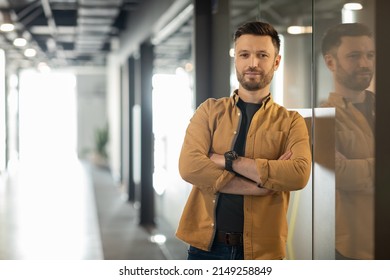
[328,91,373,108]
[231,89,273,109]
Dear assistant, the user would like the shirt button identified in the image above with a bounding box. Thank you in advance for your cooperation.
[211,223,214,227]
[212,199,215,203]
[233,131,237,134]
[238,112,241,116]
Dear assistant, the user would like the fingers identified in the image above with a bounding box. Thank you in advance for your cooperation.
[209,153,224,168]
[256,187,276,196]
[336,150,347,160]
[278,150,292,160]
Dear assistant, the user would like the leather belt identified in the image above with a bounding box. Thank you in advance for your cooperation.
[215,231,243,246]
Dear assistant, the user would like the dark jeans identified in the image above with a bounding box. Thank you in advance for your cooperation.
[187,242,244,260]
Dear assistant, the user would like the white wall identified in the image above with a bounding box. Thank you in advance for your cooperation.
[283,34,312,108]
[0,50,6,172]
[76,68,107,161]
[106,53,122,182]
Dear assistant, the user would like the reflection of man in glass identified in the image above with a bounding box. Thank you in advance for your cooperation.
[321,23,375,260]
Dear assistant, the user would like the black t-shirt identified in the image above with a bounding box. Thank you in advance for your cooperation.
[353,92,375,132]
[216,98,261,233]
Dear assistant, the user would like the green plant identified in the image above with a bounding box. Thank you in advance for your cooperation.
[95,124,109,159]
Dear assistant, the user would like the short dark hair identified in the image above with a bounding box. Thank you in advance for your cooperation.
[234,21,281,54]
[321,23,373,56]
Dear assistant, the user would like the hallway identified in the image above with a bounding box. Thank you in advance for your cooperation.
[0,154,187,260]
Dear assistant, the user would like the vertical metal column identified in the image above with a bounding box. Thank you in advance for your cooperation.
[127,56,136,202]
[193,0,212,107]
[119,66,127,184]
[375,0,390,260]
[211,0,231,99]
[139,41,155,227]
[120,64,128,192]
[193,0,231,106]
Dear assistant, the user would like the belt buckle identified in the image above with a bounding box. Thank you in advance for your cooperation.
[224,232,241,245]
[224,233,232,245]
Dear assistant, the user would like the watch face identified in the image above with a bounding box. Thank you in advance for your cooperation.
[225,151,238,160]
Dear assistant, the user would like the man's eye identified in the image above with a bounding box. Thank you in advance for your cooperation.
[348,53,360,59]
[257,53,269,59]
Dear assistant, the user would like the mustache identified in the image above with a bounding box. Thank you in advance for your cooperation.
[245,67,263,74]
[355,68,373,75]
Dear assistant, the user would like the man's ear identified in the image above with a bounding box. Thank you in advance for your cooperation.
[324,54,336,71]
[274,54,281,70]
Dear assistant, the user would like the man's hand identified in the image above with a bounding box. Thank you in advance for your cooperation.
[336,150,347,160]
[278,150,292,160]
[209,150,292,183]
[209,150,292,196]
[209,152,224,168]
[219,175,276,196]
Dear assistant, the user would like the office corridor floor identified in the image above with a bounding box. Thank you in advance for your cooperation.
[0,155,187,260]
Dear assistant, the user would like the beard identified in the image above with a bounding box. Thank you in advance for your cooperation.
[335,62,373,91]
[236,67,275,91]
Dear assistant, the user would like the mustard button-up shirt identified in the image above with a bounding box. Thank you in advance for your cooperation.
[322,91,375,260]
[176,91,311,260]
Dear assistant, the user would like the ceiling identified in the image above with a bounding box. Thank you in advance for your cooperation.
[0,0,140,70]
[0,0,343,73]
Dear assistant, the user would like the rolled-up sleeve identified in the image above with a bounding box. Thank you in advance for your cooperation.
[178,100,235,194]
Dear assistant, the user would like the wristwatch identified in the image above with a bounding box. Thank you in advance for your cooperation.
[224,150,238,172]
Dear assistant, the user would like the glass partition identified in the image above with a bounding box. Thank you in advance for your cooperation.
[314,0,376,260]
[228,0,376,259]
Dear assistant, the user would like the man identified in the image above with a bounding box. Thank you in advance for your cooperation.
[176,21,311,260]
[321,23,375,260]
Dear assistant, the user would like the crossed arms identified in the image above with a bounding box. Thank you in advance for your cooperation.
[209,151,292,196]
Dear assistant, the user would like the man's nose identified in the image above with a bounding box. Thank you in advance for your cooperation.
[249,56,259,67]
[359,54,373,67]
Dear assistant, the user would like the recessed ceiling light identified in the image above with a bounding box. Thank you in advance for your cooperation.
[24,48,37,57]
[287,26,313,35]
[343,2,363,10]
[13,38,27,47]
[37,62,51,73]
[0,23,15,32]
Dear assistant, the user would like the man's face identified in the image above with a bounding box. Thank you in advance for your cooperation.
[234,34,280,91]
[332,36,375,91]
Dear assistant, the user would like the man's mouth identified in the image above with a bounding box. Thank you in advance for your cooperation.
[356,69,372,75]
[356,72,372,78]
[245,71,261,77]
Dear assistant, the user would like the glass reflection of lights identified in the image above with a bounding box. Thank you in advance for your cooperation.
[150,234,167,244]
